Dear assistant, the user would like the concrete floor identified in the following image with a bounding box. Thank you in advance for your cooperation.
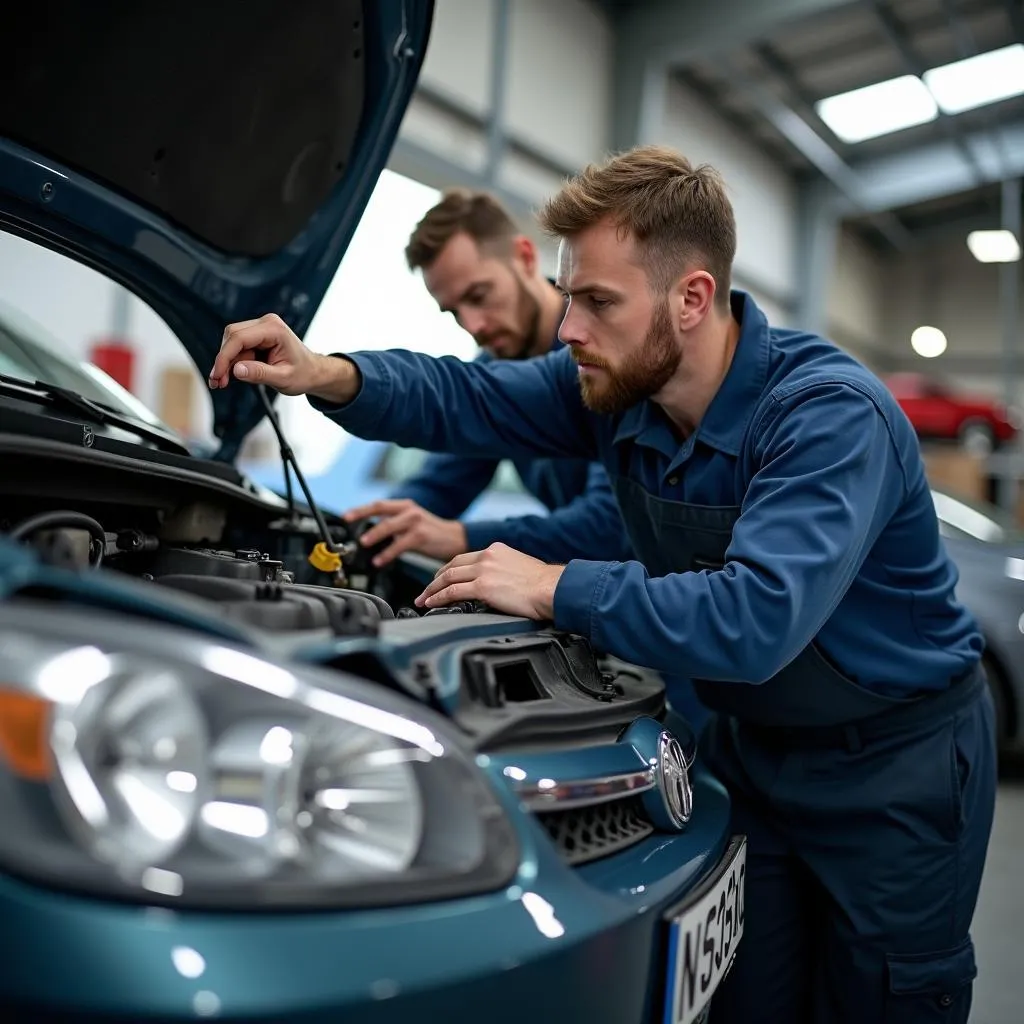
[970,780,1024,1024]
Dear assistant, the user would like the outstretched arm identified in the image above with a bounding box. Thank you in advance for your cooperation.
[462,462,633,562]
[208,314,597,462]
[337,454,500,567]
[389,451,499,520]
[312,348,595,461]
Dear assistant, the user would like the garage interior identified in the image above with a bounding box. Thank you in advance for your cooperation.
[0,0,1021,1020]
[334,2,1024,1018]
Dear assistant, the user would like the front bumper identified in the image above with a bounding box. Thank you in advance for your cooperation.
[0,767,731,1024]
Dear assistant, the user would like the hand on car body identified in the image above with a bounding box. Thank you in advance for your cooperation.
[415,543,564,620]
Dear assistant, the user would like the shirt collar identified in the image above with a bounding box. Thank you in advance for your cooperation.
[613,290,770,457]
[697,291,770,455]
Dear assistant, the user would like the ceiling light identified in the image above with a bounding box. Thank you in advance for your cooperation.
[911,326,947,358]
[924,44,1024,115]
[815,75,938,143]
[967,229,1021,263]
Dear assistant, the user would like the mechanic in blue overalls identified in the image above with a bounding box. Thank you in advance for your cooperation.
[210,144,997,1024]
[342,187,634,571]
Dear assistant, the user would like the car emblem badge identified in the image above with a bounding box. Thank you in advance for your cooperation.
[81,425,94,447]
[657,731,693,828]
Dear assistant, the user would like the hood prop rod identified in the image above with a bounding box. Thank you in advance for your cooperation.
[255,385,345,572]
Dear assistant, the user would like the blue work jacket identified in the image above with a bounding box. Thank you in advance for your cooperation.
[311,292,982,695]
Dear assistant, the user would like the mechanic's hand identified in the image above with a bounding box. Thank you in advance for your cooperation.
[208,313,357,401]
[415,543,565,620]
[344,499,468,567]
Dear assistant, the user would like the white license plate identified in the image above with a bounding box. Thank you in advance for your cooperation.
[663,835,747,1024]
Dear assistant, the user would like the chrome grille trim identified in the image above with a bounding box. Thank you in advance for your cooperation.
[514,767,656,812]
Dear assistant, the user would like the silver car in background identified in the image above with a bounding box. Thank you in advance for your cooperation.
[934,489,1024,758]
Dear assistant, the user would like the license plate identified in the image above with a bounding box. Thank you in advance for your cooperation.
[663,835,746,1024]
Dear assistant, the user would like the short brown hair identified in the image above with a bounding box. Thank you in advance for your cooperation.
[538,145,736,310]
[405,188,519,271]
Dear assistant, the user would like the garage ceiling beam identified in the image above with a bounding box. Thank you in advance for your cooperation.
[611,0,862,66]
[869,0,987,184]
[752,42,835,141]
[841,118,1024,214]
[900,210,1007,247]
[610,0,861,150]
[410,84,577,181]
[388,137,537,225]
[942,0,1014,180]
[720,58,915,249]
[608,0,912,251]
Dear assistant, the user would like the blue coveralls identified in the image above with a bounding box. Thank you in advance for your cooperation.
[312,291,997,1023]
[392,340,634,564]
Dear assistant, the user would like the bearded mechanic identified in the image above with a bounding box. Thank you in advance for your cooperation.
[344,187,633,570]
[211,145,997,1023]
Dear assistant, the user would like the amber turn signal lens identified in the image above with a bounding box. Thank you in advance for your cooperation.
[0,690,52,781]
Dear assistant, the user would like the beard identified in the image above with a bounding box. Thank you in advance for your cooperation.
[476,274,542,360]
[573,299,680,415]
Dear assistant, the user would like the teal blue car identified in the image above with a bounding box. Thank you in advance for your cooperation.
[0,3,743,1021]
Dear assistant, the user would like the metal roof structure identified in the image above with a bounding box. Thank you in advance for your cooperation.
[599,0,1024,250]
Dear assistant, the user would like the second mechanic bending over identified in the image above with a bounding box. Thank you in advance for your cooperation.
[342,188,633,569]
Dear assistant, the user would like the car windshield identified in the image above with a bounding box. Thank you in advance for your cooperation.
[931,489,1024,545]
[0,296,172,432]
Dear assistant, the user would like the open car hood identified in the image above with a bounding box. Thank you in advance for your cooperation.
[0,0,432,461]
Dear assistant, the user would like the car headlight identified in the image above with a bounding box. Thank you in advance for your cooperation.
[0,604,518,908]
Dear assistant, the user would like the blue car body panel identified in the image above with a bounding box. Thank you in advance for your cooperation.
[0,770,729,1023]
[0,540,732,1023]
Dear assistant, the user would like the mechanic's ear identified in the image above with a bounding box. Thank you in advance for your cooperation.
[675,270,716,333]
[512,235,538,276]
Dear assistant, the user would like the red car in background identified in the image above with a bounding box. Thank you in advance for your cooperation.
[885,372,1019,455]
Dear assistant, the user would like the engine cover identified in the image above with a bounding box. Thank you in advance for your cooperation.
[149,547,393,636]
[147,546,288,582]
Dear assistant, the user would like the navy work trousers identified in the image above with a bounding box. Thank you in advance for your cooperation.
[702,687,997,1023]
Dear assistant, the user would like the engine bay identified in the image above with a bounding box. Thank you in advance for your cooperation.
[2,501,421,637]
[0,409,668,755]
[0,377,490,639]
[0,489,670,747]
